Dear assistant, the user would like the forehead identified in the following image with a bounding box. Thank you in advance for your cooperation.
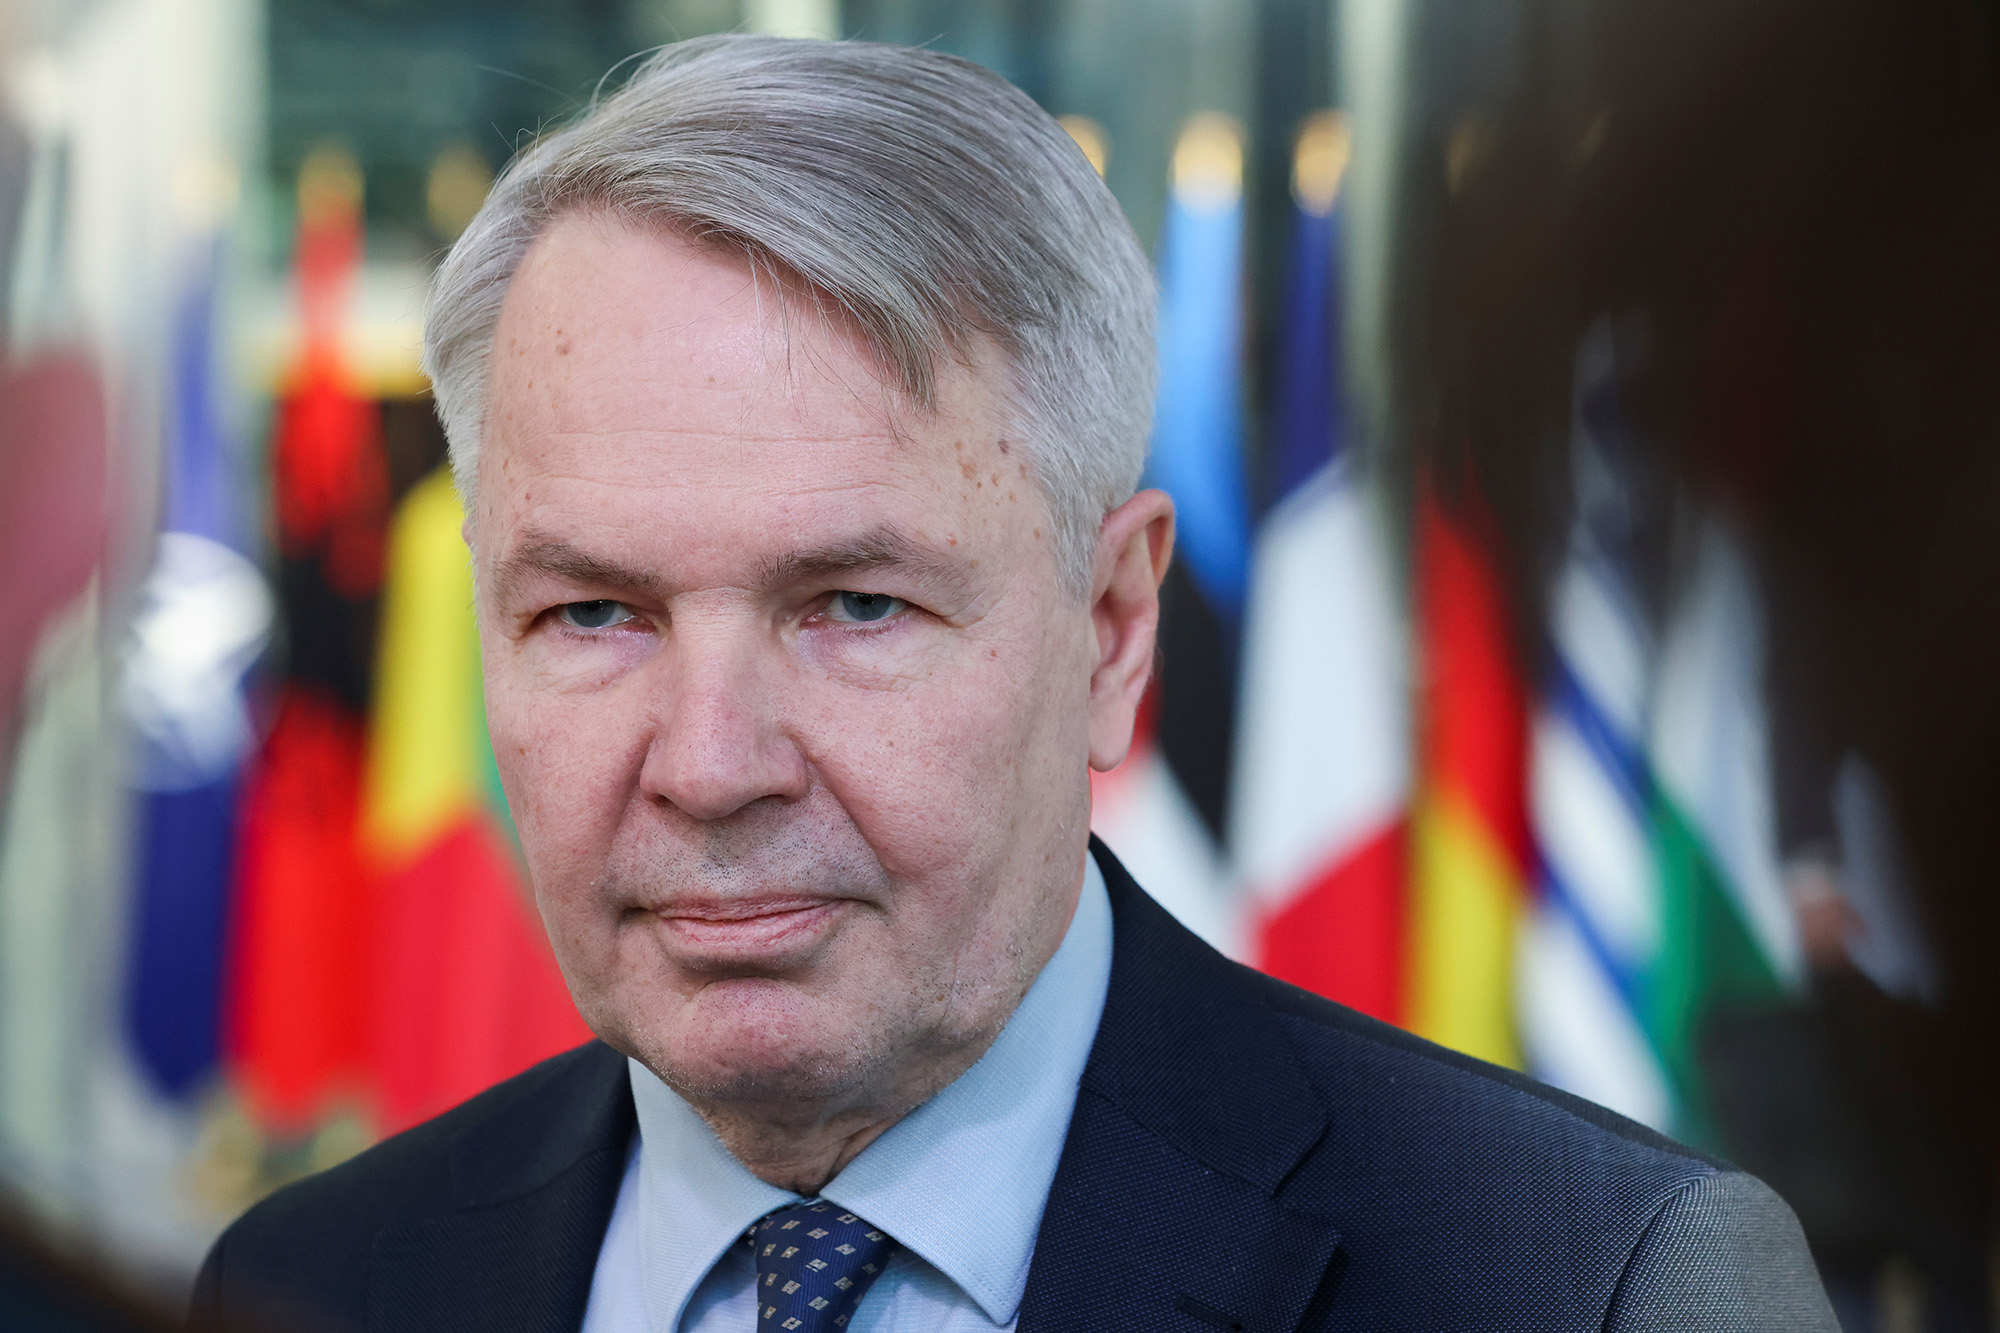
[478,211,1027,565]
[474,209,1040,580]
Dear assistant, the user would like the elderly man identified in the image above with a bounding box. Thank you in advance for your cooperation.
[192,35,1834,1333]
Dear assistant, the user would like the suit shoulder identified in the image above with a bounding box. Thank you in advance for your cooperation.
[1243,963,1727,1174]
[1606,1171,1837,1331]
[197,1042,626,1328]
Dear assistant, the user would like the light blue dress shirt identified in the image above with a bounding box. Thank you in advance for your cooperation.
[580,854,1115,1333]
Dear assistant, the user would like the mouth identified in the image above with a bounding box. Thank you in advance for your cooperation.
[648,897,849,960]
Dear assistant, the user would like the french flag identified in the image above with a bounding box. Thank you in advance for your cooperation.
[1229,113,1411,1021]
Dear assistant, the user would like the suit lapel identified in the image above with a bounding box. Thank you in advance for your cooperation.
[1018,842,1344,1333]
[367,1042,635,1333]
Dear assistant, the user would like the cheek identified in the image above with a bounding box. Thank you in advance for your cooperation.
[483,649,644,894]
[799,616,1090,880]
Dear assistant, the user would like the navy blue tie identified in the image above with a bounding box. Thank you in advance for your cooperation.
[750,1200,899,1331]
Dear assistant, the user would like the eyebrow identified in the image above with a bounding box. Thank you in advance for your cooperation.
[489,536,672,606]
[756,525,971,599]
[488,524,972,606]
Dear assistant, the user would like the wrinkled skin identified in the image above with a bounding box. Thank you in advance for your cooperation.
[472,209,1172,1189]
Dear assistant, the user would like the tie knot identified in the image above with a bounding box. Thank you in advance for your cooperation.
[750,1200,899,1332]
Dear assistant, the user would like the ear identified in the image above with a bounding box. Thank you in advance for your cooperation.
[1087,489,1175,772]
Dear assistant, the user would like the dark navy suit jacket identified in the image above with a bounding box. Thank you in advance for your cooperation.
[191,841,1835,1331]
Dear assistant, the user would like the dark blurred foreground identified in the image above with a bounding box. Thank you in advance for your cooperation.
[1406,0,2000,1321]
[0,1198,175,1333]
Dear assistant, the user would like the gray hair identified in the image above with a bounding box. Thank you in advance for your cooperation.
[423,34,1156,594]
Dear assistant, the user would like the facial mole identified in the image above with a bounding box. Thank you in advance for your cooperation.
[1033,528,1042,539]
[997,438,1010,454]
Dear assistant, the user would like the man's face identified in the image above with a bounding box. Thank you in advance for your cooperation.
[475,211,1107,1119]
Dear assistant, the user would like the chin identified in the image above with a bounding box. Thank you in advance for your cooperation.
[640,1029,880,1110]
[611,977,886,1109]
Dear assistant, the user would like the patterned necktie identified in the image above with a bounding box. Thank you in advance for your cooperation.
[749,1199,899,1332]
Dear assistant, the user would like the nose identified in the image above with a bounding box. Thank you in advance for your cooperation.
[637,620,809,822]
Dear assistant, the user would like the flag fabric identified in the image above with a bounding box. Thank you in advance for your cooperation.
[1644,507,1799,1137]
[225,686,370,1130]
[222,150,385,1132]
[1147,113,1253,620]
[0,354,109,745]
[122,249,272,1099]
[1234,463,1409,1015]
[226,153,586,1140]
[1521,329,1802,1140]
[0,352,113,1178]
[1519,333,1675,1128]
[1147,113,1257,847]
[1407,482,1532,1068]
[359,469,588,1134]
[0,598,119,1200]
[1264,111,1349,509]
[1091,113,1253,933]
[1232,110,1412,1021]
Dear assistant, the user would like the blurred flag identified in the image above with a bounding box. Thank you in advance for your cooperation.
[1519,329,1675,1127]
[224,147,383,1131]
[1645,506,1800,1138]
[1232,112,1412,1018]
[226,687,369,1131]
[1148,112,1253,620]
[1408,481,1531,1067]
[1522,327,1802,1140]
[0,338,112,1187]
[0,353,108,747]
[228,147,585,1139]
[1093,113,1254,943]
[122,245,272,1099]
[1150,112,1252,846]
[359,470,588,1133]
[1263,112,1348,507]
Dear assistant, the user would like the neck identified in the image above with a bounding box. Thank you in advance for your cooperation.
[684,1038,996,1193]
[699,1109,903,1195]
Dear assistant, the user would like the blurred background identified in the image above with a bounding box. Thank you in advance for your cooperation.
[1,0,1996,1327]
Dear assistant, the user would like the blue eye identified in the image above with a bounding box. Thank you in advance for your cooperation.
[560,600,634,629]
[827,591,906,624]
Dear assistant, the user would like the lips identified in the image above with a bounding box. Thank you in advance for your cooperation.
[650,897,847,960]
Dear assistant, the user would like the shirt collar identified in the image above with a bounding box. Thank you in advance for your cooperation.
[628,851,1115,1330]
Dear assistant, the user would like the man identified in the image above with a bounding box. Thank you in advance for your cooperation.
[192,35,1835,1333]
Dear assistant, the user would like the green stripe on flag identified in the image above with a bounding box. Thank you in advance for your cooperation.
[1645,796,1787,1146]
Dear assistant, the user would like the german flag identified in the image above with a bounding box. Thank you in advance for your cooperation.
[1407,481,1532,1068]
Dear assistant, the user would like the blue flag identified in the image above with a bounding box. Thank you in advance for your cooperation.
[1146,115,1252,621]
[1266,167,1346,507]
[123,244,271,1097]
